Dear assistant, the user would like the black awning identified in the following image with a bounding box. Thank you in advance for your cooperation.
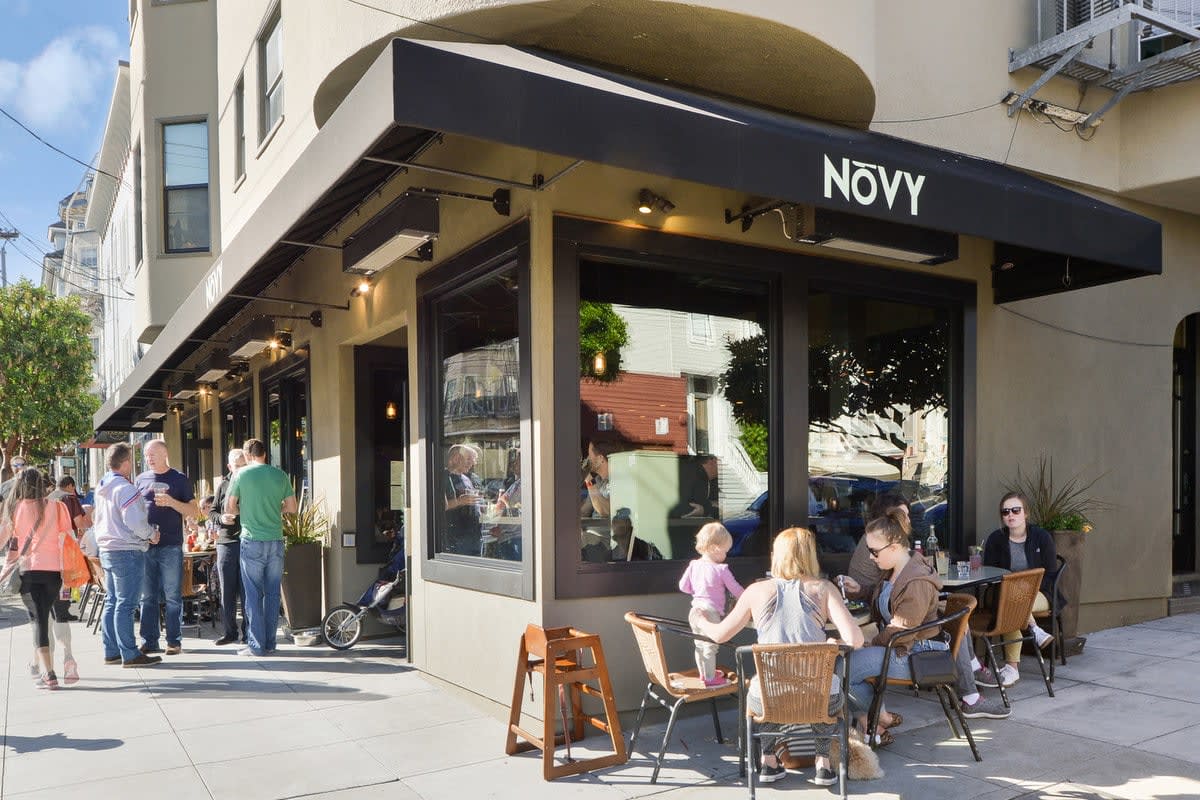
[385,38,1161,296]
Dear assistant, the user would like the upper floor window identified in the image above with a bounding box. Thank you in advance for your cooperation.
[259,11,283,140]
[162,120,210,253]
[234,77,246,180]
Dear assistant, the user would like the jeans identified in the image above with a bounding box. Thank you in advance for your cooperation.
[216,541,247,641]
[240,538,284,655]
[847,639,949,715]
[140,544,184,648]
[100,549,146,662]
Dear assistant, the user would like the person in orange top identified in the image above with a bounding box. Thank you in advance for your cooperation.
[1,468,74,689]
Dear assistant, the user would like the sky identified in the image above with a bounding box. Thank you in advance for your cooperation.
[0,0,128,285]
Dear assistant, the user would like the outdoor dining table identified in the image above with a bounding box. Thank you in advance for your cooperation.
[942,565,1009,591]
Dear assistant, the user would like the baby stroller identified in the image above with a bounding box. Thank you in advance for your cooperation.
[321,541,406,650]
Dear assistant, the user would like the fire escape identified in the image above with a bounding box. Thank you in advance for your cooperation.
[1009,1,1200,127]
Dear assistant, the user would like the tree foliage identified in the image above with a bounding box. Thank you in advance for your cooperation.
[0,281,100,472]
[579,301,629,383]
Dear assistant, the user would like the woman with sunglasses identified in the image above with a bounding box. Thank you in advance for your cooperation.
[838,510,947,745]
[978,492,1058,689]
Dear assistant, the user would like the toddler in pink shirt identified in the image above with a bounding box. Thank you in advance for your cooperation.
[678,522,744,686]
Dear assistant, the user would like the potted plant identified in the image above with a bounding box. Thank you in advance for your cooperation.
[1004,455,1113,648]
[280,494,328,631]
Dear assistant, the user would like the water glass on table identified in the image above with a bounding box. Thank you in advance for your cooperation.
[955,560,970,580]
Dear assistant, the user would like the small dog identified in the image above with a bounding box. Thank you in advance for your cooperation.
[777,728,884,781]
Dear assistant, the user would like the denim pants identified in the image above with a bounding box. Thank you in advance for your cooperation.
[240,539,284,655]
[100,549,146,662]
[140,544,184,648]
[216,541,246,641]
[847,639,949,715]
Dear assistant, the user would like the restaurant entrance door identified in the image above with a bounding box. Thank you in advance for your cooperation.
[1173,315,1197,575]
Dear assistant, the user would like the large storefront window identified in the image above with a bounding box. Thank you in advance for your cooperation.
[578,260,771,565]
[807,292,953,556]
[262,366,309,498]
[222,390,253,462]
[432,263,525,563]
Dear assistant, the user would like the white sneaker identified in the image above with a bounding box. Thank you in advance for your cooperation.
[998,664,1020,687]
[1034,627,1054,650]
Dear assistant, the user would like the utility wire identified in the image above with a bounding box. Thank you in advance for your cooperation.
[998,304,1170,349]
[0,106,127,187]
[6,237,135,304]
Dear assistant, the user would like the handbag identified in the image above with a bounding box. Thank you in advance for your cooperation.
[0,526,38,597]
[61,532,90,589]
[907,647,958,689]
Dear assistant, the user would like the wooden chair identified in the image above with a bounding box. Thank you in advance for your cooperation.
[1032,555,1068,681]
[864,593,982,762]
[623,612,741,784]
[736,642,850,800]
[970,567,1054,707]
[81,556,106,633]
[505,623,626,780]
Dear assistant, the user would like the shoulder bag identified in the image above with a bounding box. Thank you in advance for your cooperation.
[0,526,38,597]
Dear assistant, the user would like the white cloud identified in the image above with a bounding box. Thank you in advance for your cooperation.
[0,27,124,130]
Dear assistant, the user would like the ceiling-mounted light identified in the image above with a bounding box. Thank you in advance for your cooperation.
[169,402,184,414]
[270,329,293,350]
[592,350,607,376]
[194,349,231,383]
[342,192,439,276]
[197,384,213,398]
[385,401,398,420]
[637,188,675,215]
[350,278,372,298]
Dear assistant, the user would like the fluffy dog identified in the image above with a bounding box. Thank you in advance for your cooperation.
[776,728,884,781]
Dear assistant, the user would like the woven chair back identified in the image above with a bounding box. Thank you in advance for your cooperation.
[990,568,1045,634]
[624,613,671,688]
[943,593,977,657]
[85,555,105,587]
[751,642,839,726]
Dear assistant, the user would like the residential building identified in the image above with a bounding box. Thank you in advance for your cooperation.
[93,1,1200,709]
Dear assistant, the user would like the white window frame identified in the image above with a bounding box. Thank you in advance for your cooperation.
[258,9,283,144]
[233,76,246,182]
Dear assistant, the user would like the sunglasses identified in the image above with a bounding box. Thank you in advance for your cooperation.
[866,542,896,558]
[1001,506,1025,516]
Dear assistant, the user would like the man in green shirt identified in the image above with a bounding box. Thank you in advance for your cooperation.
[225,438,297,656]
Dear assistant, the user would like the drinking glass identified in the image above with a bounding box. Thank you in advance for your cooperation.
[955,561,970,580]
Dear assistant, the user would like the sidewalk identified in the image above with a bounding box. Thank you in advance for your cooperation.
[2,601,1199,800]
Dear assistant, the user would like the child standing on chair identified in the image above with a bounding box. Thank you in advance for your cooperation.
[678,522,744,686]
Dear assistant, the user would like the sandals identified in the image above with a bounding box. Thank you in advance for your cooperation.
[63,658,79,685]
[882,712,904,730]
[868,727,895,748]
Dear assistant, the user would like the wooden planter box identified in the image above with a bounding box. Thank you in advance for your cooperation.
[1052,529,1086,644]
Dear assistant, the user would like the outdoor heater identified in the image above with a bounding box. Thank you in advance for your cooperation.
[194,349,231,383]
[230,316,278,359]
[795,206,958,265]
[342,192,439,276]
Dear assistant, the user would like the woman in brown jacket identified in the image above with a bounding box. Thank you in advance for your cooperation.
[840,510,945,744]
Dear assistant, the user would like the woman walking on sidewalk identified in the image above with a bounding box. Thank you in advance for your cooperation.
[1,467,75,689]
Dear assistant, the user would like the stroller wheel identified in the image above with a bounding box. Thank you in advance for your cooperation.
[321,604,363,650]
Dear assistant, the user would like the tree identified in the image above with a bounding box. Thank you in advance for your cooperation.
[579,301,629,382]
[0,281,100,477]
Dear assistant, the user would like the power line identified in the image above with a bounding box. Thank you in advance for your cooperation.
[998,305,1170,349]
[0,105,127,186]
[5,237,135,304]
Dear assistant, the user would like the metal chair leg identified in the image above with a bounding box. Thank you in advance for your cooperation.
[943,686,981,762]
[710,698,724,744]
[746,713,757,800]
[983,636,1010,708]
[1029,628,1055,698]
[650,699,684,784]
[628,683,652,753]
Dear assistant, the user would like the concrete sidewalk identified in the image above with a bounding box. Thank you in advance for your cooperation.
[1,600,1199,800]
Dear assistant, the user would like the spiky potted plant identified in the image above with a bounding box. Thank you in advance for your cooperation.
[1004,455,1113,645]
[281,494,328,631]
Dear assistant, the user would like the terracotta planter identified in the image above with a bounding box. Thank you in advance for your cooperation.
[280,541,323,630]
[1051,529,1085,642]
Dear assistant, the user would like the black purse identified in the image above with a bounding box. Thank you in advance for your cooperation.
[908,647,957,689]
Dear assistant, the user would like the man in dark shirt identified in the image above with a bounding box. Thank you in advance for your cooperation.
[136,440,199,656]
[212,449,248,645]
[671,454,719,518]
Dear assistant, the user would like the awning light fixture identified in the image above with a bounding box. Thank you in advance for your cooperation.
[270,329,293,350]
[350,278,372,298]
[637,189,674,215]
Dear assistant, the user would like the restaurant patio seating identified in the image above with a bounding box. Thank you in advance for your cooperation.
[970,567,1054,707]
[78,556,106,633]
[1032,555,1068,682]
[736,642,850,800]
[865,592,983,762]
[623,612,741,783]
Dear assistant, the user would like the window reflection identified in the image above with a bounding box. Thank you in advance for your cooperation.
[578,262,770,563]
[807,292,952,559]
[434,264,524,562]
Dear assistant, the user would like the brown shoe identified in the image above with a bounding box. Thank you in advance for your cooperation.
[104,657,122,665]
[139,644,163,655]
[165,644,182,656]
[123,654,163,668]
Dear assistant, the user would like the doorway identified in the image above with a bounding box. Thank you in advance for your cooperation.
[354,345,408,565]
[1173,315,1197,575]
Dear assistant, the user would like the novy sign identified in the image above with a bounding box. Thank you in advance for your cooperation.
[823,155,926,217]
[203,262,223,310]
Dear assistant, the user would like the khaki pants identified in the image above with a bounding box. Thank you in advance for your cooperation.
[1002,591,1050,663]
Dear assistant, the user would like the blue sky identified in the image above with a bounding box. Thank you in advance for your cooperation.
[0,0,128,285]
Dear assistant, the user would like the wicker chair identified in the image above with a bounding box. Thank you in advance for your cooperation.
[623,612,741,784]
[970,567,1054,707]
[1032,555,1068,681]
[736,642,850,800]
[863,593,982,762]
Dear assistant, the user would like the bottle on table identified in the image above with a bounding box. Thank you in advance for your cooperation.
[926,525,948,576]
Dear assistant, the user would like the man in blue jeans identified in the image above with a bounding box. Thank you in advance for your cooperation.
[136,440,198,656]
[225,438,296,657]
[93,443,162,668]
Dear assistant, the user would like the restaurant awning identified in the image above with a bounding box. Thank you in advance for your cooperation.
[95,37,1163,431]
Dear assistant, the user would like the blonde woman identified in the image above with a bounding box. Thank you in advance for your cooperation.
[692,528,863,787]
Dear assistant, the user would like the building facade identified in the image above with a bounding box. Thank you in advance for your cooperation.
[94,0,1200,708]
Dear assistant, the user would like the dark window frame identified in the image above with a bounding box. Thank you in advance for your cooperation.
[417,220,534,600]
[258,349,312,495]
[354,344,408,565]
[552,216,975,599]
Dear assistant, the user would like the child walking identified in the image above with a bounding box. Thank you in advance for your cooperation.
[678,522,744,686]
